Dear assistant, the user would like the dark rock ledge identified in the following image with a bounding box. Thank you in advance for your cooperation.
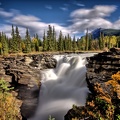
[65,48,120,120]
[0,54,57,119]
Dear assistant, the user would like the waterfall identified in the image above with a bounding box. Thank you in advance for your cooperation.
[29,54,95,120]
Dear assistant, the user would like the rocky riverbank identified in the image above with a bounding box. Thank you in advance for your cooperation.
[1,49,120,120]
[0,54,56,119]
[65,48,120,120]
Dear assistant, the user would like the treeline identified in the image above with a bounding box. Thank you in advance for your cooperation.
[0,25,120,55]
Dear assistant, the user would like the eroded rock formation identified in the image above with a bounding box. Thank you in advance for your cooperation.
[65,48,120,120]
[0,54,57,119]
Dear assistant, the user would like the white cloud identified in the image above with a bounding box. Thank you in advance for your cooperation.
[69,5,117,34]
[60,7,68,11]
[3,11,70,38]
[0,8,14,17]
[70,5,117,19]
[113,19,120,29]
[76,3,85,7]
[12,15,40,22]
[73,1,85,7]
[45,5,53,10]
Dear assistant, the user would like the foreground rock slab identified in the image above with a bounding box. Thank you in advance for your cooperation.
[0,54,57,119]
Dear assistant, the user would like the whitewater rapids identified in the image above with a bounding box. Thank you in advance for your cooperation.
[29,53,95,120]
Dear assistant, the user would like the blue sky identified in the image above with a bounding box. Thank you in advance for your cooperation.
[0,0,120,38]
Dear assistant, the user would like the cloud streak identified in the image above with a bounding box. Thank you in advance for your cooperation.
[60,7,68,11]
[0,8,14,17]
[45,5,53,10]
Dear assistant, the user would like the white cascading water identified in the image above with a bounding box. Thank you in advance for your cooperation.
[29,53,95,120]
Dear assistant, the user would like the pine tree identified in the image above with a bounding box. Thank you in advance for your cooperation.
[36,33,42,47]
[11,25,17,53]
[25,28,31,53]
[47,25,53,51]
[1,32,8,55]
[42,31,47,51]
[52,26,57,51]
[72,36,77,51]
[85,28,89,51]
[77,38,81,50]
[15,26,22,52]
[64,36,68,51]
[34,34,40,51]
[67,34,72,51]
[88,33,93,50]
[58,31,63,51]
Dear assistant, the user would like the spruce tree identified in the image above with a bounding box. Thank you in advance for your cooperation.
[11,25,17,53]
[72,36,77,51]
[47,25,53,51]
[52,26,57,51]
[77,38,81,50]
[42,31,47,51]
[88,33,92,50]
[58,31,63,51]
[1,32,8,55]
[85,28,89,51]
[64,36,68,51]
[25,28,31,53]
[36,33,42,47]
[67,34,72,51]
[34,34,40,51]
[15,26,22,52]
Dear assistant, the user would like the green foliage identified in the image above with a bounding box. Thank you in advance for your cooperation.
[116,114,120,120]
[58,31,64,51]
[85,29,89,51]
[95,97,108,111]
[0,78,20,120]
[48,115,55,120]
[0,78,13,93]
[43,30,48,51]
[72,36,77,51]
[47,25,53,51]
[0,25,120,55]
[1,32,8,55]
[24,28,31,53]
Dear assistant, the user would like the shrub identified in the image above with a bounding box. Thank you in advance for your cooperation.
[0,78,21,120]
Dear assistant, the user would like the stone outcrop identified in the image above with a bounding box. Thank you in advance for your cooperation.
[0,54,57,119]
[65,48,120,120]
[86,48,120,95]
[29,54,57,69]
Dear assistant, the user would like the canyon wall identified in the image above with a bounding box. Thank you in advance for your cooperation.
[65,48,120,120]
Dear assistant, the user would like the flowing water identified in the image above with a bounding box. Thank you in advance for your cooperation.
[29,53,96,120]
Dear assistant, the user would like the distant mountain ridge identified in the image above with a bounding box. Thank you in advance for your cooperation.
[92,28,120,39]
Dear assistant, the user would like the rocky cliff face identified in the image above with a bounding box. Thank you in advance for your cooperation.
[0,54,57,119]
[65,48,120,120]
